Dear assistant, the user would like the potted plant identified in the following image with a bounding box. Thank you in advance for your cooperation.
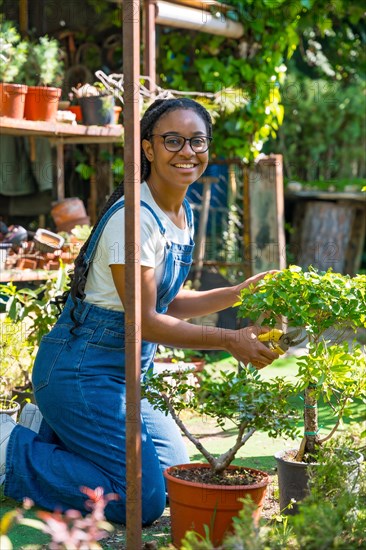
[0,19,28,118]
[237,266,366,512]
[0,397,21,421]
[21,35,64,122]
[70,82,117,126]
[143,363,298,546]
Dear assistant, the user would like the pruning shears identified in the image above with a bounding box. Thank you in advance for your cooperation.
[258,328,307,355]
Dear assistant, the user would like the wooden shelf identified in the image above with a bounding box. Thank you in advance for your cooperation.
[0,116,123,144]
[0,116,124,209]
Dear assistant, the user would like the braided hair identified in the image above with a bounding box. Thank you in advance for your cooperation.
[66,98,212,329]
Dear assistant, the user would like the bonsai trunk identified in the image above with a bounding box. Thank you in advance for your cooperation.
[296,384,320,461]
[161,393,256,474]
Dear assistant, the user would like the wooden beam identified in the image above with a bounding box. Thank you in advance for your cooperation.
[123,1,142,547]
[19,0,28,35]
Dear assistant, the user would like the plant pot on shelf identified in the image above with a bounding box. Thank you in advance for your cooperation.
[0,83,28,119]
[24,86,62,122]
[79,94,115,126]
[114,106,122,124]
[33,228,65,253]
[0,399,21,421]
[69,104,120,125]
[68,105,82,122]
[50,197,90,233]
[164,463,269,547]
[275,448,364,515]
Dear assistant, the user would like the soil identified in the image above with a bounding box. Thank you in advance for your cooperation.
[168,465,267,486]
[282,448,319,464]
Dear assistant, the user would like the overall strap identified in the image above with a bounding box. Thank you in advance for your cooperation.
[183,198,194,235]
[84,200,124,266]
[83,199,166,267]
[140,200,166,236]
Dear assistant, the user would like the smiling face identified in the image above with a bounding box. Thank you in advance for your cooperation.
[142,108,210,192]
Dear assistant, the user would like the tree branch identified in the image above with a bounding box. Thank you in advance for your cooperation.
[160,393,217,469]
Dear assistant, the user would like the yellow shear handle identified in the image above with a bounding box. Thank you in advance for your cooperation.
[258,329,285,355]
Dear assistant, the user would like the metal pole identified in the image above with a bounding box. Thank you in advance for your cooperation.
[123,1,142,547]
[143,0,156,93]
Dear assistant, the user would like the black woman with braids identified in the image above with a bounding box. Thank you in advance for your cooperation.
[1,98,279,523]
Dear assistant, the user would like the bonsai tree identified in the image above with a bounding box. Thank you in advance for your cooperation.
[237,266,366,461]
[143,363,299,476]
[0,20,28,84]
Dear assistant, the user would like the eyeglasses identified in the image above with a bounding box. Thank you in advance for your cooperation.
[149,134,212,153]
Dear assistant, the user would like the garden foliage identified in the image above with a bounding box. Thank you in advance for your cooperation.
[237,266,366,457]
[143,365,299,474]
[0,268,69,397]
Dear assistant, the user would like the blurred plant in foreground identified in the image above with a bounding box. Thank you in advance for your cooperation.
[0,486,118,550]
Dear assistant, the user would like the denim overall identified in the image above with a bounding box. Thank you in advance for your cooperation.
[4,198,194,525]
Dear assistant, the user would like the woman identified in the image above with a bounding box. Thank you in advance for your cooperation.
[1,98,278,524]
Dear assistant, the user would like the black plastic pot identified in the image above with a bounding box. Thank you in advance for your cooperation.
[275,448,364,515]
[275,449,309,514]
[79,95,115,126]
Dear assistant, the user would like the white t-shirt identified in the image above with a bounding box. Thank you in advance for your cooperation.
[84,181,193,311]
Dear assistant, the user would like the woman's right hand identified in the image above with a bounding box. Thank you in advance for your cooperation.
[225,326,279,370]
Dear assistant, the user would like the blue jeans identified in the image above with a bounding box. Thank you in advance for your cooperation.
[5,299,189,524]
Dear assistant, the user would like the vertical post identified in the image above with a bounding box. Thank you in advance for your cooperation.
[274,154,286,270]
[19,0,28,35]
[56,142,65,201]
[143,0,156,93]
[106,143,114,196]
[242,165,251,279]
[193,177,216,289]
[123,1,142,548]
[88,146,97,225]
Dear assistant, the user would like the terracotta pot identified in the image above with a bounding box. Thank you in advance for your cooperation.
[51,197,90,233]
[24,86,62,122]
[0,83,28,119]
[0,399,21,421]
[114,106,122,124]
[164,463,269,547]
[69,105,82,122]
[33,228,65,253]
